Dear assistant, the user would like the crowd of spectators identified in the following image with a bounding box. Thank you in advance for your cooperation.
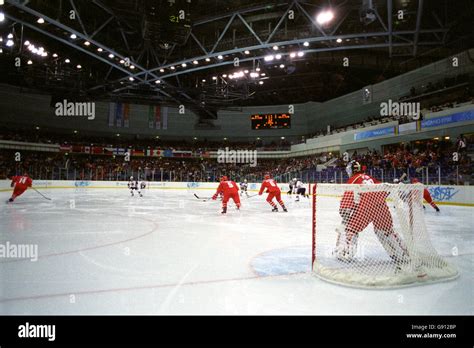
[1,135,471,185]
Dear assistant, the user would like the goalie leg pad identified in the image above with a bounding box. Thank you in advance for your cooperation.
[374,229,409,264]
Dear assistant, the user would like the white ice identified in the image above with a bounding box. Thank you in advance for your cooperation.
[0,187,472,315]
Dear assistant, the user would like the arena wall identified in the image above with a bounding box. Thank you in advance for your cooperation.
[1,180,472,207]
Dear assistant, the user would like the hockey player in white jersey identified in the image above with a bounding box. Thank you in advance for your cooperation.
[295,180,306,201]
[128,176,143,197]
[240,179,249,197]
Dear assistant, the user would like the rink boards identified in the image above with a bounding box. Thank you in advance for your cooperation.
[0,180,473,207]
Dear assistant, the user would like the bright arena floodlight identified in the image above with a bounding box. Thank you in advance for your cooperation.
[316,10,334,25]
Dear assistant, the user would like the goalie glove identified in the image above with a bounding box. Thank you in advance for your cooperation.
[212,194,218,200]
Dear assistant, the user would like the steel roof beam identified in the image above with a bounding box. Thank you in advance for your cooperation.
[125,29,447,81]
[413,0,424,56]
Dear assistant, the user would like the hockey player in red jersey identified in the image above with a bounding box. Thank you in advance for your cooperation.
[8,173,33,203]
[336,161,408,264]
[258,174,287,212]
[411,178,440,212]
[212,176,241,214]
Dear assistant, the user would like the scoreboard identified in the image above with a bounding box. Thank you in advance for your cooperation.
[251,113,291,130]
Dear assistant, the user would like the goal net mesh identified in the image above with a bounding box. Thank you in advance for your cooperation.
[311,183,458,288]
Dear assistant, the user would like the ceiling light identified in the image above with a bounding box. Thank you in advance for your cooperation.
[155,80,161,84]
[290,52,296,58]
[159,68,165,72]
[336,38,342,43]
[6,40,14,47]
[24,40,30,46]
[108,53,114,59]
[303,41,309,47]
[128,77,134,81]
[119,59,125,64]
[273,45,279,50]
[212,76,217,80]
[27,60,33,65]
[261,73,266,76]
[217,55,223,59]
[316,10,334,25]
[244,50,250,54]
[259,81,264,85]
[205,58,211,62]
[192,60,198,65]
[297,51,304,57]
[130,65,135,69]
[279,64,285,68]
[222,74,227,78]
[256,67,261,72]
[70,34,77,39]
[264,55,274,62]
[181,63,187,67]
[84,41,90,46]
[97,48,103,52]
[41,52,48,57]
[0,12,4,22]
[170,66,175,70]
[275,54,282,59]
[7,33,13,39]
[65,59,71,63]
[37,18,45,24]
[244,70,249,74]
[202,79,206,82]
[76,64,82,69]
[250,72,258,78]
[52,53,58,58]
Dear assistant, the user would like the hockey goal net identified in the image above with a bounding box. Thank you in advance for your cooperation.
[311,183,458,288]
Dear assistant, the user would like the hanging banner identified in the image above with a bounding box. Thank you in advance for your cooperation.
[108,103,116,127]
[155,106,161,130]
[123,103,130,128]
[148,105,155,129]
[162,106,168,130]
[115,103,123,128]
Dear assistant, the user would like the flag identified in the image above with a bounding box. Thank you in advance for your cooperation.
[92,146,104,154]
[108,103,115,127]
[123,103,130,128]
[104,148,114,156]
[164,149,173,157]
[146,149,161,157]
[132,150,145,157]
[113,148,126,155]
[162,106,168,130]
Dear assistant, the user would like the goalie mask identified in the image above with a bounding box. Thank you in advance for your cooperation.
[346,160,362,177]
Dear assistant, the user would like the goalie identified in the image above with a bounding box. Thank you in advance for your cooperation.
[335,161,409,266]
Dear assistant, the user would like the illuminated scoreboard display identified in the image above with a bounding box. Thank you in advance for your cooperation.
[251,113,291,130]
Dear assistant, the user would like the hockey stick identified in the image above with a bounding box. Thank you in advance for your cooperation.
[245,193,259,198]
[193,193,213,201]
[32,187,52,201]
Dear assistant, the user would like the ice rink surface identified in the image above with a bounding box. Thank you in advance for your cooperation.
[0,187,472,315]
